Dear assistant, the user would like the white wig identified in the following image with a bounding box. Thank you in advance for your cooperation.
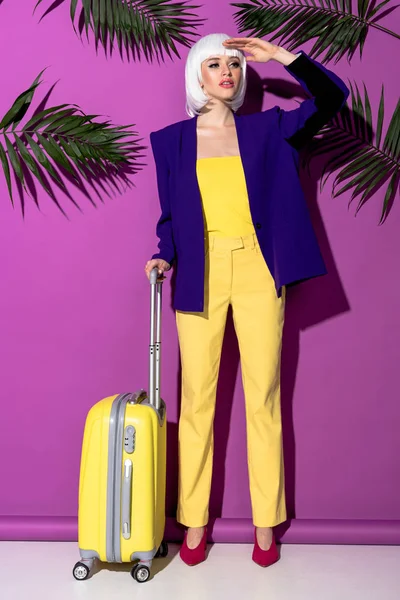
[185,33,247,117]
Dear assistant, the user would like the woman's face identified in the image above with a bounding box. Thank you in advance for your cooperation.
[200,54,242,103]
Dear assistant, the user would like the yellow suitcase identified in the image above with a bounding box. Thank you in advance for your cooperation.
[73,268,167,584]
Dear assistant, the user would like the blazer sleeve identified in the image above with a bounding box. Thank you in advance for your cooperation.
[274,50,350,151]
[149,130,176,266]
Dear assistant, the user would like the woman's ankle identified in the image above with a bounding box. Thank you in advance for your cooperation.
[187,526,205,538]
[186,526,206,548]
[255,526,273,550]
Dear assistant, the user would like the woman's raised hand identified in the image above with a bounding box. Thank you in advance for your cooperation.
[145,258,171,281]
[222,37,280,64]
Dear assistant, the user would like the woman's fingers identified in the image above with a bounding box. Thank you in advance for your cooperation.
[144,259,169,280]
[224,37,256,44]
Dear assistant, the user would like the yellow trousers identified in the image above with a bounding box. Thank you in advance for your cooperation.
[175,233,287,528]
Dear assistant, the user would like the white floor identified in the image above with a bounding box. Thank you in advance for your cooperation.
[1,541,399,600]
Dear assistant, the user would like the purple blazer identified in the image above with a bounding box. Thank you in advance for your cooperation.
[150,50,349,312]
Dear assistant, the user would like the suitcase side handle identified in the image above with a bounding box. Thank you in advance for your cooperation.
[149,267,163,410]
[122,459,133,540]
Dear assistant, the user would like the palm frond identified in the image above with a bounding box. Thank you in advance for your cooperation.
[231,0,400,64]
[302,81,399,223]
[34,0,206,61]
[0,71,143,211]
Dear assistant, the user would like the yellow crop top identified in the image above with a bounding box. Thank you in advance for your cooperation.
[196,155,255,237]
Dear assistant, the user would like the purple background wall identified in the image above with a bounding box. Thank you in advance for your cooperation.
[0,2,399,542]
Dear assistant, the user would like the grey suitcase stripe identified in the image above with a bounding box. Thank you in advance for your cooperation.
[106,394,130,563]
[113,394,131,562]
[106,394,121,563]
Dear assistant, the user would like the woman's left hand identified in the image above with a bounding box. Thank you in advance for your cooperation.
[222,37,282,64]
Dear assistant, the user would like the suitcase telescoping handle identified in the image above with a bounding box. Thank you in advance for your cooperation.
[149,267,164,410]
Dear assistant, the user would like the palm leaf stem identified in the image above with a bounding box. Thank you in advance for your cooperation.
[233,1,400,41]
[1,129,135,151]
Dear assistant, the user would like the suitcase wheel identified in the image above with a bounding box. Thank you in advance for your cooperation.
[131,564,150,583]
[72,561,90,580]
[155,540,169,558]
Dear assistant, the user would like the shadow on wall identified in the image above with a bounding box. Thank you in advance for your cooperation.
[35,0,68,17]
[162,63,353,533]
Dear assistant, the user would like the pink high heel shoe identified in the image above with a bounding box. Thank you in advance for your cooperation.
[252,528,279,567]
[179,526,207,566]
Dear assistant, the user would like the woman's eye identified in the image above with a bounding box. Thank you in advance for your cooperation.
[209,62,240,68]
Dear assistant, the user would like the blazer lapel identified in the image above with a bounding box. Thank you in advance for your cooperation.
[233,112,261,211]
[177,115,204,233]
[180,115,198,188]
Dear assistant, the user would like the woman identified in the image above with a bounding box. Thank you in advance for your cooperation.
[145,33,349,567]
